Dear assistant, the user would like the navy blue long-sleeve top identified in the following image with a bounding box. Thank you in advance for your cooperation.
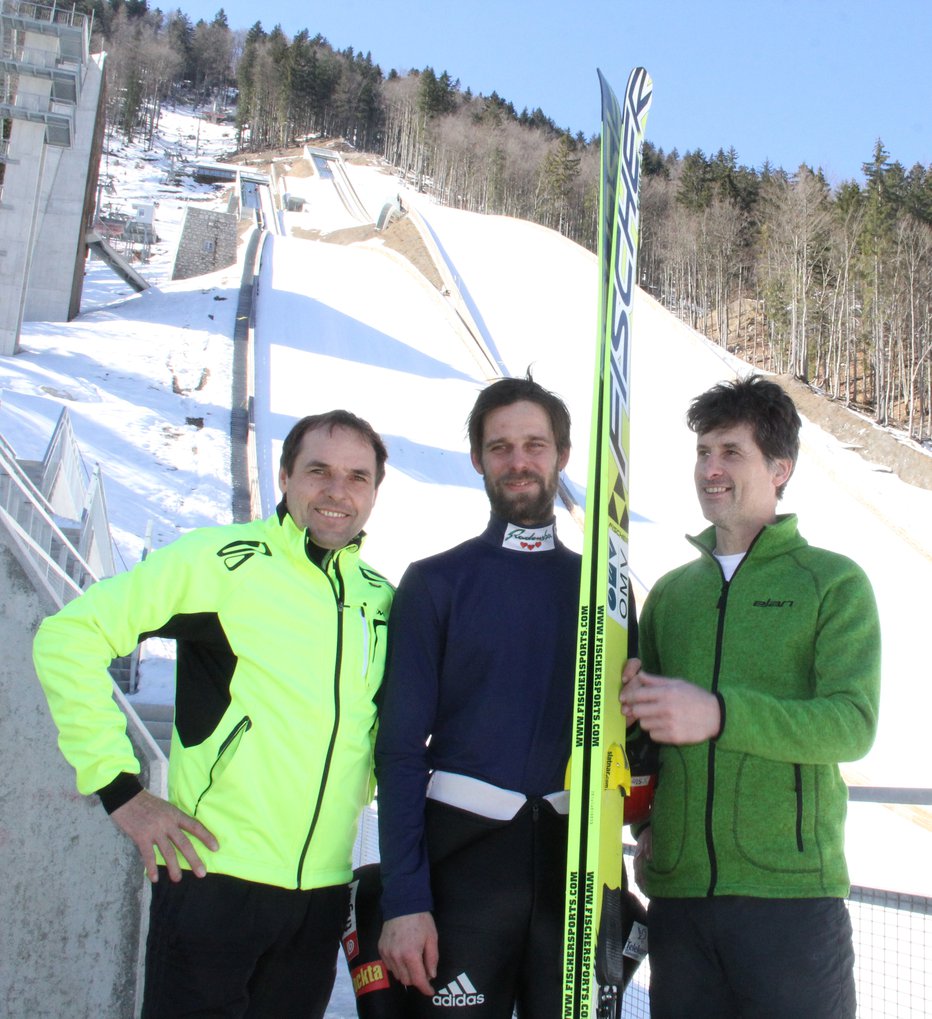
[375,515,581,920]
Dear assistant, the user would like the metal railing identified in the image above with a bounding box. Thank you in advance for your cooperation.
[4,407,120,577]
[8,88,49,112]
[0,0,89,32]
[30,406,121,578]
[0,415,135,685]
[14,45,57,68]
[0,430,95,602]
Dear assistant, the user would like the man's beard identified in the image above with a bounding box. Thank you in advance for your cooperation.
[484,468,559,526]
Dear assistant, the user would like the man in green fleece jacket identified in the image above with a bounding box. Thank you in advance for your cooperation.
[33,410,393,1019]
[621,375,879,1019]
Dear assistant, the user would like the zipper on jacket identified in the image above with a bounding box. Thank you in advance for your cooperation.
[372,616,387,666]
[194,715,252,815]
[794,764,804,851]
[295,554,347,887]
[704,576,729,896]
[359,608,370,671]
[701,533,766,896]
[359,612,388,682]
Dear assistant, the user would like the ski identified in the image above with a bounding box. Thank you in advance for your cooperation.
[563,67,653,1019]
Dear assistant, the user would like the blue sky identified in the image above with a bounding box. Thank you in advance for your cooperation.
[183,0,929,185]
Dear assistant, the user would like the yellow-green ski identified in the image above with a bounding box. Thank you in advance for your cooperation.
[562,67,652,1019]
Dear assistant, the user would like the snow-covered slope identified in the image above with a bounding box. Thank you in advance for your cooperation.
[2,108,931,935]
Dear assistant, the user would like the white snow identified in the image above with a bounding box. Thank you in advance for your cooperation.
[2,106,931,1015]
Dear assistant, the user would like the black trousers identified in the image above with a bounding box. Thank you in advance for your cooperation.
[647,896,857,1019]
[403,798,568,1019]
[141,869,348,1019]
[344,814,645,1019]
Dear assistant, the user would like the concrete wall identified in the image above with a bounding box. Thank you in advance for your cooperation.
[0,530,162,1018]
[24,53,106,322]
[171,205,237,280]
[0,31,54,356]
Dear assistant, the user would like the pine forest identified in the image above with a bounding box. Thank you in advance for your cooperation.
[83,1,932,445]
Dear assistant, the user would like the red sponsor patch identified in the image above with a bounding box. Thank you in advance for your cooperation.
[351,960,391,996]
[341,932,359,961]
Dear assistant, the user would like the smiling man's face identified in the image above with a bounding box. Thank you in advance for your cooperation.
[694,421,791,554]
[471,400,569,526]
[279,425,379,549]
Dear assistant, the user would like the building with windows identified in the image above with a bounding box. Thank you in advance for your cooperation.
[0,0,105,355]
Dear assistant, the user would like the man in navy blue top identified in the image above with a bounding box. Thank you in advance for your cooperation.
[375,376,584,1017]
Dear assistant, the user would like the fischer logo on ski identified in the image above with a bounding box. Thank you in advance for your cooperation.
[562,66,652,1019]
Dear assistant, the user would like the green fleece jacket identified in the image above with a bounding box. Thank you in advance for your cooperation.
[638,514,880,899]
[33,507,393,891]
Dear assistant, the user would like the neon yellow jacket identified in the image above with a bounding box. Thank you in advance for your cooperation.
[33,507,393,890]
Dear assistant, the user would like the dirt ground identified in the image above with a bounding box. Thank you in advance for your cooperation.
[328,216,446,290]
[773,376,932,492]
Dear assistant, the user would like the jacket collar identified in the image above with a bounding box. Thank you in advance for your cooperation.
[479,514,560,553]
[274,500,364,566]
[688,513,801,562]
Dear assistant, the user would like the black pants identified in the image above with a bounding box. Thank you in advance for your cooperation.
[343,817,645,1018]
[647,896,857,1019]
[142,869,348,1019]
[402,798,568,1019]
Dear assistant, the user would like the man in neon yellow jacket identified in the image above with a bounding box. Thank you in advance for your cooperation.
[34,409,394,1018]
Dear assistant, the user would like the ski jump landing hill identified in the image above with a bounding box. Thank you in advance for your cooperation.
[270,146,373,232]
[247,157,932,895]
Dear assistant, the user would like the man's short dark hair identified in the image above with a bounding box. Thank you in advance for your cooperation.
[687,374,801,496]
[467,373,571,459]
[280,410,388,487]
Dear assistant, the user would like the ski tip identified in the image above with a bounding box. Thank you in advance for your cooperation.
[597,67,653,101]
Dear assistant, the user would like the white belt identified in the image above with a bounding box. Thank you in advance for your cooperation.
[426,770,570,820]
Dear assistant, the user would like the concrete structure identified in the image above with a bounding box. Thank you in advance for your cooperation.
[0,423,165,1017]
[0,0,105,355]
[171,204,237,280]
[0,540,152,1018]
[86,230,150,292]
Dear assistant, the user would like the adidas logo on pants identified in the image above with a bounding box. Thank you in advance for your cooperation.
[432,972,486,1008]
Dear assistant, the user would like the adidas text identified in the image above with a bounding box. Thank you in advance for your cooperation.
[432,992,485,1007]
[432,973,485,1008]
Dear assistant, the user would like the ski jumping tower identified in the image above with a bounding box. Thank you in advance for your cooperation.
[0,0,105,356]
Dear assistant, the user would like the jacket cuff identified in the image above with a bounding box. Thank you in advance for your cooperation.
[713,692,726,740]
[97,772,144,814]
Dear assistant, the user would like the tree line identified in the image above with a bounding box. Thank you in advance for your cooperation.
[84,0,932,444]
[639,143,932,444]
